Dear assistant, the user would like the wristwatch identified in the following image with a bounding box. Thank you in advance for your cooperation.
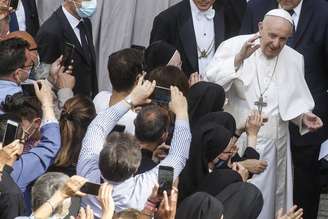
[123,96,134,108]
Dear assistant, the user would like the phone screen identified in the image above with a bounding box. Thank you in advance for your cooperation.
[3,120,19,146]
[80,182,101,196]
[21,83,41,97]
[150,86,171,104]
[111,125,126,134]
[21,83,36,97]
[158,166,174,195]
[61,42,75,70]
[9,0,19,10]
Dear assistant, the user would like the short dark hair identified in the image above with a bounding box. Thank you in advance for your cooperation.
[1,92,42,122]
[145,65,189,96]
[0,38,29,76]
[134,105,170,143]
[99,132,141,182]
[107,48,143,92]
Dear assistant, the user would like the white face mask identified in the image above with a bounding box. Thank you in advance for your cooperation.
[73,0,97,18]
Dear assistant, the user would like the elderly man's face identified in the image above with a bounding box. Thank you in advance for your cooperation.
[277,0,302,10]
[192,0,216,11]
[258,16,292,59]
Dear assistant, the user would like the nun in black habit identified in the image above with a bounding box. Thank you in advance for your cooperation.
[178,113,243,203]
[187,81,225,126]
[176,192,224,219]
[144,40,182,73]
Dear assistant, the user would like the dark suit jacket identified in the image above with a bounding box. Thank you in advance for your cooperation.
[36,7,98,98]
[21,0,39,37]
[150,0,246,76]
[240,0,328,146]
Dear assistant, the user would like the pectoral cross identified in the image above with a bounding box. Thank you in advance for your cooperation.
[254,95,267,114]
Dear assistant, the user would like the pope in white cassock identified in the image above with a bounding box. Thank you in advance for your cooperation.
[205,9,323,219]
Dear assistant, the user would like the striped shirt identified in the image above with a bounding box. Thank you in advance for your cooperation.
[77,100,191,217]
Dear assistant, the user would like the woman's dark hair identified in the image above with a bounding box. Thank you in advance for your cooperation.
[145,65,189,96]
[54,95,96,167]
[1,92,42,121]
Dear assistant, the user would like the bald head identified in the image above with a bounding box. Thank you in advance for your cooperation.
[258,13,293,59]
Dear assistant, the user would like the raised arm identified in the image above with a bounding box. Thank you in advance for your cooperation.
[77,77,156,180]
[205,34,260,91]
[11,80,61,191]
[158,86,192,179]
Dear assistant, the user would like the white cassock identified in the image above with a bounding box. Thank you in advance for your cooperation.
[205,34,315,219]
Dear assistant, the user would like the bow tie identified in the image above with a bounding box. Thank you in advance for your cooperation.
[197,8,215,20]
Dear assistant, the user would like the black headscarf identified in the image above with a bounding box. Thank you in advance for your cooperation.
[176,192,224,219]
[188,81,225,126]
[179,114,233,202]
[144,40,177,73]
[200,111,236,134]
[198,169,242,197]
[216,182,264,219]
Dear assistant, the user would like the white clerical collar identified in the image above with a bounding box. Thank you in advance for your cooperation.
[62,5,82,29]
[190,0,215,20]
[279,0,303,17]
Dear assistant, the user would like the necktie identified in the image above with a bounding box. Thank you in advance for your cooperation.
[286,9,295,46]
[9,12,19,32]
[77,21,92,62]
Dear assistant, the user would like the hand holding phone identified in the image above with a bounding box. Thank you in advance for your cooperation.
[61,42,75,71]
[80,182,101,196]
[2,120,19,146]
[150,86,171,105]
[21,82,42,97]
[158,166,174,195]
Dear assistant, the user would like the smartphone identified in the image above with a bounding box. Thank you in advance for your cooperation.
[61,42,75,70]
[3,120,19,146]
[80,182,101,196]
[112,125,126,133]
[21,83,41,97]
[150,86,171,105]
[9,0,19,10]
[158,166,174,195]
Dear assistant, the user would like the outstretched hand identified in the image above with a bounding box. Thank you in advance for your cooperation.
[276,205,303,219]
[235,34,261,69]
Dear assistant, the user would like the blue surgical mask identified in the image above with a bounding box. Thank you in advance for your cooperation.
[74,0,97,18]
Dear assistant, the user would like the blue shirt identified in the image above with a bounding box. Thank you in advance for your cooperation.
[0,80,22,109]
[11,122,61,213]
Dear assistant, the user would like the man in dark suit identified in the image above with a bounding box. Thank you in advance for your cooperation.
[36,0,98,98]
[240,0,328,218]
[150,0,246,77]
[9,0,39,37]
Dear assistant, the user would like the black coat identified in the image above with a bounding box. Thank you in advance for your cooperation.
[240,0,328,147]
[21,0,40,37]
[36,7,98,98]
[150,0,246,76]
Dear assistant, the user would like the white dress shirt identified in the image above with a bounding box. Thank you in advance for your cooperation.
[77,100,191,217]
[279,0,303,30]
[93,91,137,135]
[190,0,215,77]
[15,0,26,31]
[62,6,82,45]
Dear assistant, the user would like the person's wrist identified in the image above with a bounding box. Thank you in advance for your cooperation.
[174,109,188,120]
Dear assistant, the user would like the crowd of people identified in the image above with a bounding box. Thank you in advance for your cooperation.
[0,0,327,219]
